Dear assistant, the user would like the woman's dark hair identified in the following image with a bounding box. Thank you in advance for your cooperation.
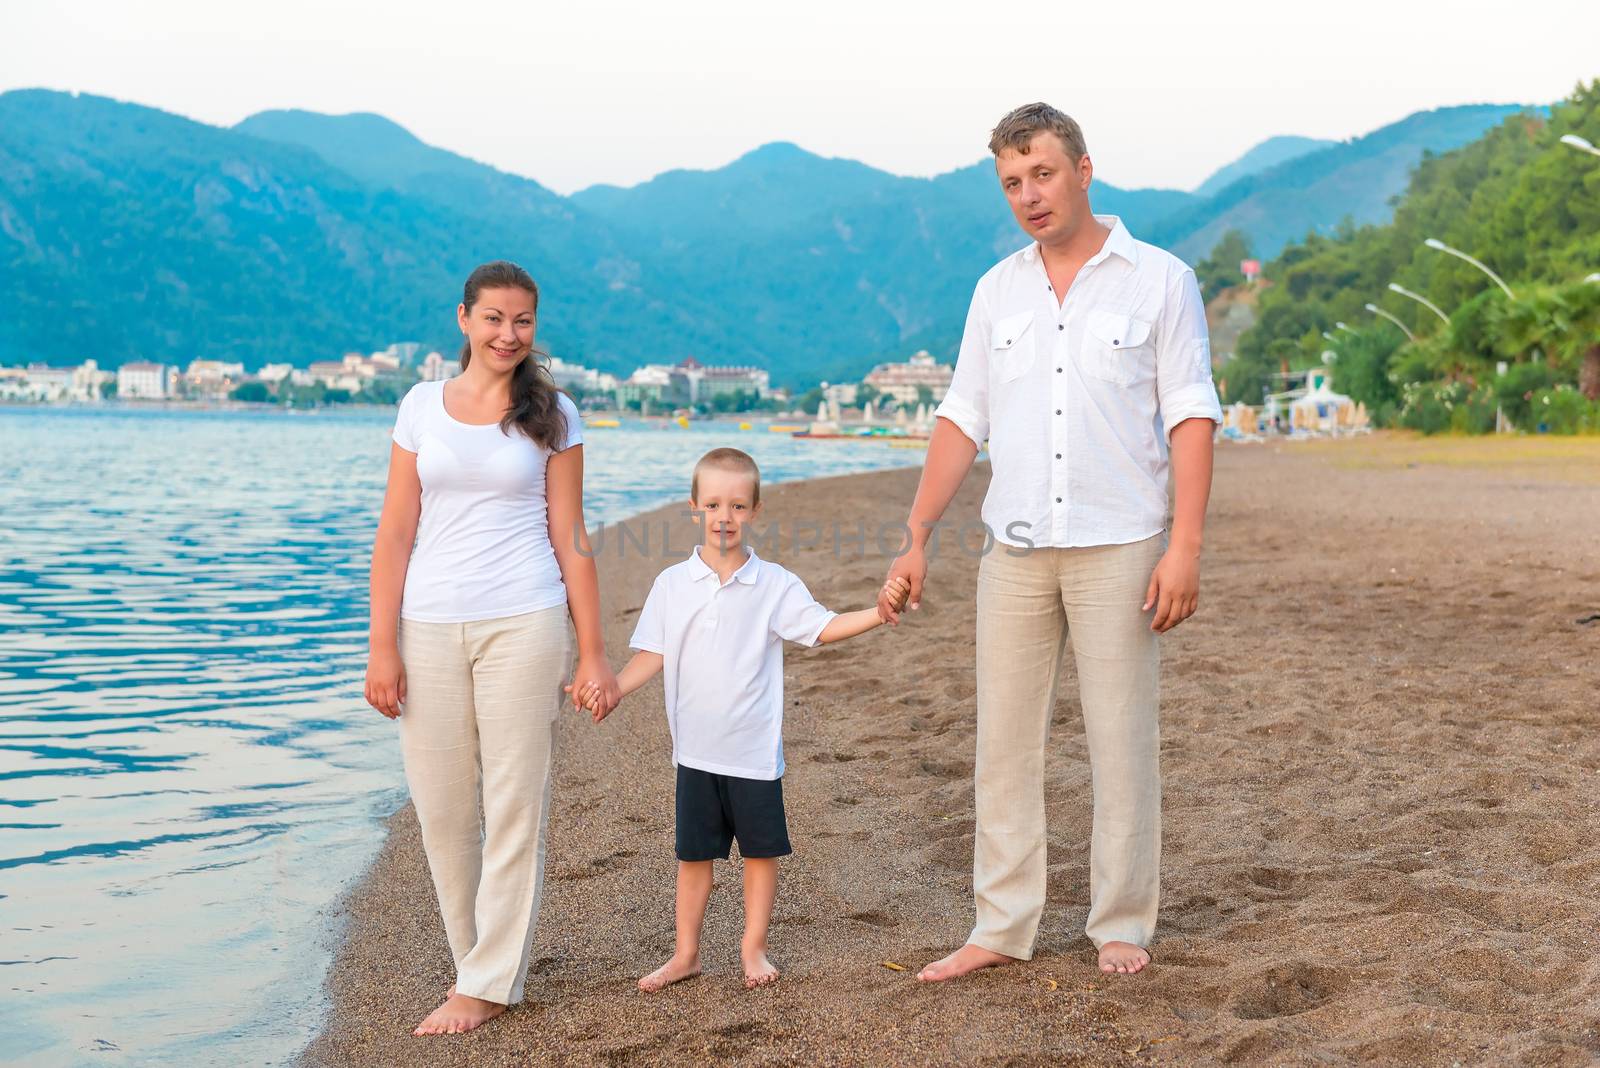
[458,260,571,451]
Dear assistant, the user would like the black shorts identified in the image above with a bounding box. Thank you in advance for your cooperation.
[674,764,792,862]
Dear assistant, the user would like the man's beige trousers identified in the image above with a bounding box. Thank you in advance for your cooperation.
[970,534,1164,957]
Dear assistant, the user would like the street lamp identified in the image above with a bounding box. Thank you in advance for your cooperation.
[1365,302,1417,343]
[1423,238,1514,299]
[1560,134,1600,159]
[1387,282,1452,326]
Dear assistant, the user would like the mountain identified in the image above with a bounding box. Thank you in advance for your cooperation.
[1152,104,1537,263]
[1193,135,1335,197]
[0,90,1545,387]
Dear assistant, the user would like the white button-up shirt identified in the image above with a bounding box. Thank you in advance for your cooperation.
[629,547,836,781]
[934,215,1222,549]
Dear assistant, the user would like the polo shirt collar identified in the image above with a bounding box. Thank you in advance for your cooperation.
[1022,214,1139,268]
[688,545,762,585]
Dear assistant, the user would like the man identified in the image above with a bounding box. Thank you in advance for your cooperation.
[878,103,1220,979]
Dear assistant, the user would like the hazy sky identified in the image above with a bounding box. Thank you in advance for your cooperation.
[5,1,1597,195]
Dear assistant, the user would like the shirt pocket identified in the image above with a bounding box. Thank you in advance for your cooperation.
[1083,309,1154,387]
[990,310,1037,384]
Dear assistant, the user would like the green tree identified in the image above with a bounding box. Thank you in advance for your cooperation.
[1196,229,1252,302]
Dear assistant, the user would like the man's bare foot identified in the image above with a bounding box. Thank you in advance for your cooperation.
[412,993,506,1036]
[742,945,779,989]
[916,943,1019,982]
[638,953,701,992]
[1098,941,1151,974]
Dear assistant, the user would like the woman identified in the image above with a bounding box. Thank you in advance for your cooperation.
[364,260,620,1036]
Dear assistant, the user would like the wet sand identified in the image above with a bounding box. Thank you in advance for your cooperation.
[303,433,1600,1066]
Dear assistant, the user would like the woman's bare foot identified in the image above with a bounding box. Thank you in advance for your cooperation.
[742,945,779,989]
[412,993,506,1036]
[1097,941,1151,974]
[638,953,701,992]
[916,943,1018,982]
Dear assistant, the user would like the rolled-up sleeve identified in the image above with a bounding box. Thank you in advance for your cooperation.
[933,285,992,447]
[1155,268,1223,439]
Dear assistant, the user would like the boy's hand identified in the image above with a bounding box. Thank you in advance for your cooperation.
[564,679,616,723]
[878,576,911,623]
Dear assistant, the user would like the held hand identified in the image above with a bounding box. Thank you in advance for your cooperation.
[877,576,912,624]
[879,542,927,625]
[364,647,407,719]
[567,680,616,723]
[569,656,621,719]
[1143,546,1201,633]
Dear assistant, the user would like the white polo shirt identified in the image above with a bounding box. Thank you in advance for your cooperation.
[934,215,1222,549]
[629,547,836,781]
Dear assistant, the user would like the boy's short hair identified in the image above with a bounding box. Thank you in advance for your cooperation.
[988,102,1088,162]
[691,448,761,505]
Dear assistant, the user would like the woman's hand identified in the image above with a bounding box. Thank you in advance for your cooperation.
[365,646,407,719]
[568,656,621,721]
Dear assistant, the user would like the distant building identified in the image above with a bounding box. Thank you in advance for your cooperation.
[308,351,408,394]
[71,359,114,402]
[117,361,174,400]
[308,358,367,394]
[257,363,295,385]
[679,356,769,403]
[22,363,73,401]
[420,351,453,382]
[615,363,677,407]
[822,381,859,409]
[863,350,953,407]
[547,356,598,391]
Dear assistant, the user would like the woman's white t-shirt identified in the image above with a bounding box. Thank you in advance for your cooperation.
[391,379,583,623]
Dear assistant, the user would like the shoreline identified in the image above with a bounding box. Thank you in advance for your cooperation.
[301,437,1600,1066]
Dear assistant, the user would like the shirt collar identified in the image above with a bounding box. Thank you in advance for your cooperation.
[1022,214,1139,268]
[688,544,761,585]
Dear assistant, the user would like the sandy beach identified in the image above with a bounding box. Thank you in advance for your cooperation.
[302,433,1600,1067]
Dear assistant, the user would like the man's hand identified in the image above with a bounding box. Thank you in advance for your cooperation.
[878,543,927,625]
[1143,544,1200,633]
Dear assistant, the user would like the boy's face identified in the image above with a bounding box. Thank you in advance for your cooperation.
[690,468,761,553]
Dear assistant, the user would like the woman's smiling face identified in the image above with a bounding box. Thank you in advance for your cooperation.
[458,285,536,371]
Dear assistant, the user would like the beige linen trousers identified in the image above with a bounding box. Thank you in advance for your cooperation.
[396,604,571,1004]
[970,533,1165,957]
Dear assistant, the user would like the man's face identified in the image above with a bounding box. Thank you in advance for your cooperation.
[995,131,1092,246]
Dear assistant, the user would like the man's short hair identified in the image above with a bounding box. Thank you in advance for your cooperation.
[691,447,761,504]
[988,102,1088,162]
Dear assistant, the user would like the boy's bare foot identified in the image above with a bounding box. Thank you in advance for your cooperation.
[412,993,505,1036]
[742,946,779,989]
[1097,941,1150,974]
[638,953,701,992]
[916,943,1018,982]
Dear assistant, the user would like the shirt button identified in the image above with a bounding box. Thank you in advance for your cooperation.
[1055,497,1062,503]
[1056,367,1062,373]
[1055,453,1062,459]
[1055,408,1062,415]
[1057,324,1064,331]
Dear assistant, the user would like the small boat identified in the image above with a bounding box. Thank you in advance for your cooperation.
[586,418,620,428]
[674,415,690,429]
[766,424,804,432]
[738,421,752,430]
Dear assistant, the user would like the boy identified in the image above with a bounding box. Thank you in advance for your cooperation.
[573,447,908,990]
